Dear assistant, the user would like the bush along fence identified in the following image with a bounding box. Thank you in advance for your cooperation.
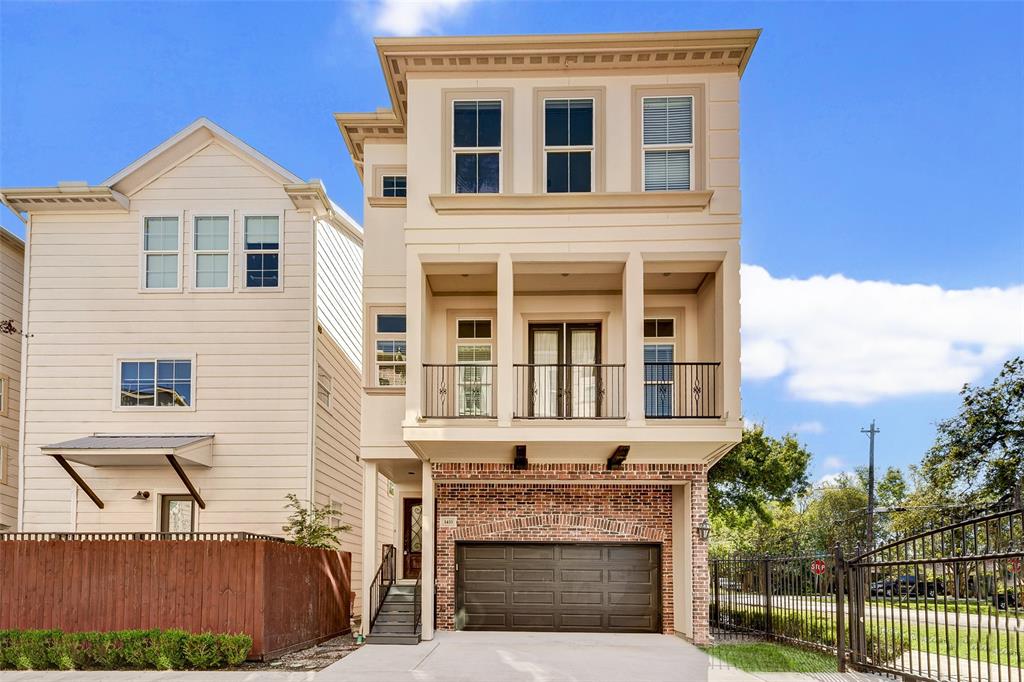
[0,629,251,671]
[0,533,352,660]
[710,506,1023,682]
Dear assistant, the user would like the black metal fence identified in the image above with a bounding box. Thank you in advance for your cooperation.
[513,363,625,419]
[423,363,496,418]
[710,507,1023,682]
[369,544,396,631]
[644,361,721,418]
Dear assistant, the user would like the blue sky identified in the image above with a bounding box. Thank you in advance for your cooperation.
[2,1,1022,484]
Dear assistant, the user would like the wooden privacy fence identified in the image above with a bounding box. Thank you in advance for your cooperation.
[0,533,352,660]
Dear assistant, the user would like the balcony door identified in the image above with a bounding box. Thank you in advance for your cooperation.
[528,322,600,418]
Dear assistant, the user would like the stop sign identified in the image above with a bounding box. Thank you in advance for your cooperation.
[811,559,827,576]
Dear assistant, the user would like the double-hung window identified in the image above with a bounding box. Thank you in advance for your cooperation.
[642,96,693,191]
[455,319,493,417]
[119,359,193,408]
[382,175,407,198]
[643,318,676,417]
[317,369,333,408]
[375,313,407,387]
[142,217,180,289]
[544,98,594,193]
[193,216,231,289]
[0,375,7,417]
[453,100,501,193]
[244,216,280,288]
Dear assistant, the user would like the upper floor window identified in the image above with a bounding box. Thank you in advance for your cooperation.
[0,374,8,417]
[453,100,501,194]
[544,99,593,193]
[644,318,676,417]
[120,359,192,408]
[244,215,280,288]
[317,368,333,409]
[193,216,231,289]
[382,175,407,198]
[642,96,693,191]
[375,313,407,387]
[143,216,180,289]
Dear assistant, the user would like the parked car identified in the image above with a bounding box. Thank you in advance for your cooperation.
[991,590,1019,610]
[871,576,945,598]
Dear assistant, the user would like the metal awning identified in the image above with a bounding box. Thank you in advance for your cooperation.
[41,435,214,510]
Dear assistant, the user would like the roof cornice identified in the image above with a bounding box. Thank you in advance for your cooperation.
[0,185,129,220]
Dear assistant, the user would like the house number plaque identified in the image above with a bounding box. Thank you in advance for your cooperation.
[439,516,458,528]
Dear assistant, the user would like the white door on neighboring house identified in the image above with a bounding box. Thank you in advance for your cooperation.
[161,495,195,532]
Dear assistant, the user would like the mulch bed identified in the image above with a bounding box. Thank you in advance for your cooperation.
[235,634,362,671]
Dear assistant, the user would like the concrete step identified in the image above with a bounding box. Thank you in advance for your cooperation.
[365,631,421,645]
[370,622,421,634]
[387,586,418,597]
[379,602,416,614]
[375,614,417,625]
[383,594,416,603]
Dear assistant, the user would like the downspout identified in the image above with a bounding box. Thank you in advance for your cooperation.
[15,214,31,531]
[306,214,319,511]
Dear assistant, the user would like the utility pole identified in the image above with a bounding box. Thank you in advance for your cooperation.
[861,420,880,549]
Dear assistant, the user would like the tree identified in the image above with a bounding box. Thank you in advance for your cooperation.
[802,474,869,554]
[281,493,351,549]
[917,357,1023,505]
[708,424,812,521]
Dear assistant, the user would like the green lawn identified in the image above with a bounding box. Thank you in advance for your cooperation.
[701,642,838,673]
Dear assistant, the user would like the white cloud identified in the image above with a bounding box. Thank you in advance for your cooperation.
[791,420,826,435]
[822,456,845,471]
[817,471,855,488]
[359,0,473,36]
[741,265,1024,404]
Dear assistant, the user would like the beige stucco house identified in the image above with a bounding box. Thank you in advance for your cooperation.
[0,119,393,614]
[338,29,755,644]
[0,226,24,530]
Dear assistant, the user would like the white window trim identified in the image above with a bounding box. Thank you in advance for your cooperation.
[241,212,285,292]
[374,311,407,388]
[451,99,503,194]
[112,353,198,412]
[153,490,201,532]
[317,369,333,409]
[139,213,184,293]
[542,97,595,194]
[0,374,8,417]
[380,174,408,198]
[0,443,8,486]
[190,214,234,292]
[640,95,695,193]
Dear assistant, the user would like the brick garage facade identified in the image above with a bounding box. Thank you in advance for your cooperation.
[431,462,709,643]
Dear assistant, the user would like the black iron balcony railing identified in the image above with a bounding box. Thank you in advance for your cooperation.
[513,363,625,419]
[423,363,497,418]
[644,361,721,418]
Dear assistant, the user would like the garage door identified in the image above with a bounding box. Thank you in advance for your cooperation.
[456,542,661,632]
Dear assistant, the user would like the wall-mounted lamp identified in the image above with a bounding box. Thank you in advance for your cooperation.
[697,518,712,541]
[132,490,151,501]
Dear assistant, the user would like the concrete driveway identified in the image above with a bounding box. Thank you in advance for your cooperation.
[317,631,711,682]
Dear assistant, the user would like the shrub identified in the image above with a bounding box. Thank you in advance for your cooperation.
[0,629,251,671]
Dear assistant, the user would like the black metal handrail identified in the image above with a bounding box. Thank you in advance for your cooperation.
[413,567,422,635]
[644,361,721,418]
[423,363,497,418]
[368,543,396,631]
[513,363,625,419]
[0,531,288,543]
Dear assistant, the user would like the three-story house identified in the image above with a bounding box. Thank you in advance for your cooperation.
[338,29,757,643]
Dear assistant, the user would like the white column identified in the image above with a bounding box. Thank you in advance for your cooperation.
[420,463,436,640]
[624,251,645,425]
[360,461,379,634]
[721,246,741,420]
[405,252,424,425]
[496,253,514,426]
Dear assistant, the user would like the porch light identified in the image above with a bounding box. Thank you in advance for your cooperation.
[132,490,151,501]
[697,519,711,541]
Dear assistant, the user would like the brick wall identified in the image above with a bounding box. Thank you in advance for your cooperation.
[431,462,709,642]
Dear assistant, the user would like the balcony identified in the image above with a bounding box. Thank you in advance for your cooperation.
[643,362,721,419]
[513,363,625,420]
[423,363,496,418]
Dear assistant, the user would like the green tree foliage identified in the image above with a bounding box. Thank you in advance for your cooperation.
[708,424,812,521]
[281,493,351,549]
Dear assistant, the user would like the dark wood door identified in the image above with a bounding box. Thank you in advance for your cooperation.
[403,498,423,579]
[455,542,660,632]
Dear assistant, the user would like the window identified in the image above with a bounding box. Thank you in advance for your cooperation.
[642,96,693,191]
[544,99,594,193]
[317,369,333,409]
[244,216,280,288]
[119,359,192,408]
[142,217,180,289]
[0,443,7,486]
[456,319,493,417]
[382,175,407,198]
[644,318,676,417]
[161,495,195,532]
[193,216,231,289]
[375,313,406,387]
[0,375,7,417]
[453,100,501,193]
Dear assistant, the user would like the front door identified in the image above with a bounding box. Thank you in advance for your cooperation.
[528,323,601,418]
[403,497,423,579]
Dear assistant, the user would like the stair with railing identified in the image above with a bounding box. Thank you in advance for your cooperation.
[366,544,421,645]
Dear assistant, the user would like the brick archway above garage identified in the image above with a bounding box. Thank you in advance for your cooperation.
[454,514,667,543]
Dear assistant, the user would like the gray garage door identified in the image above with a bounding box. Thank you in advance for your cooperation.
[456,542,661,632]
